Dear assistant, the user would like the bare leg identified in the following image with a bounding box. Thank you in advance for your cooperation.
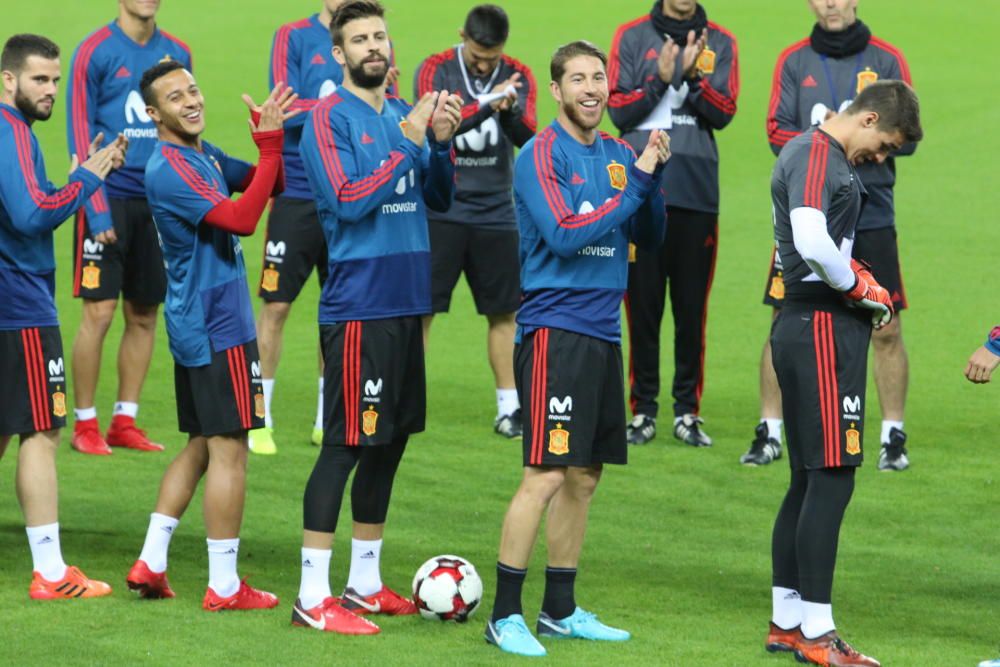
[497,467,566,569]
[545,466,602,568]
[256,301,291,380]
[871,315,907,422]
[71,299,117,410]
[203,433,248,539]
[152,436,210,518]
[16,430,61,526]
[117,300,158,403]
[487,313,516,391]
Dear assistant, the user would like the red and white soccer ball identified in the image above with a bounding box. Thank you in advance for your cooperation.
[411,555,483,622]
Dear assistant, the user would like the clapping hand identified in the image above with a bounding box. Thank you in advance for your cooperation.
[243,82,300,132]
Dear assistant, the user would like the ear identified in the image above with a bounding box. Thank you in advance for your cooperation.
[146,105,161,124]
[861,110,879,128]
[549,80,561,104]
[332,45,346,67]
[1,69,15,92]
[459,29,466,41]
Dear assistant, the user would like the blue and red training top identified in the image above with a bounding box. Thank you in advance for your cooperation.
[144,140,255,367]
[299,87,455,323]
[515,121,666,343]
[0,104,103,329]
[987,327,1000,357]
[66,20,192,233]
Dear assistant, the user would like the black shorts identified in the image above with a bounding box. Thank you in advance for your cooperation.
[320,316,425,447]
[258,197,329,302]
[0,327,67,436]
[73,198,166,304]
[762,245,785,308]
[174,341,265,437]
[853,227,907,311]
[516,328,627,468]
[429,220,520,315]
[771,299,872,470]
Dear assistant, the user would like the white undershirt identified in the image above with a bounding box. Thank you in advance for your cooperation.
[789,207,854,291]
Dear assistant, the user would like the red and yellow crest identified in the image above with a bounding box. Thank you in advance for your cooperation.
[768,273,785,300]
[81,263,101,290]
[261,266,279,292]
[254,392,265,419]
[628,242,637,263]
[607,162,627,191]
[856,69,878,94]
[548,424,569,456]
[362,407,379,437]
[696,47,716,75]
[845,428,861,455]
[52,391,67,418]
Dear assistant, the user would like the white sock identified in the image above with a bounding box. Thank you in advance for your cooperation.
[771,586,802,630]
[764,418,783,442]
[314,377,324,431]
[298,547,333,609]
[496,388,519,419]
[206,538,240,597]
[801,601,835,639]
[74,407,97,422]
[881,420,903,444]
[346,538,382,596]
[138,513,179,573]
[262,378,275,428]
[113,401,139,418]
[26,523,67,581]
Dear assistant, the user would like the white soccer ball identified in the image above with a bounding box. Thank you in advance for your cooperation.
[411,554,483,622]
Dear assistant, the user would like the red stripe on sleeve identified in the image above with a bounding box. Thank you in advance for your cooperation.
[460,101,481,120]
[3,110,84,210]
[607,15,651,110]
[766,38,810,148]
[869,37,912,85]
[503,55,538,133]
[162,146,226,205]
[313,95,349,192]
[270,23,295,86]
[707,21,740,103]
[70,28,111,181]
[160,29,194,70]
[803,132,829,209]
[417,50,455,98]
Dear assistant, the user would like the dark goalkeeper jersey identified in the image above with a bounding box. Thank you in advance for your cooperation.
[413,46,536,229]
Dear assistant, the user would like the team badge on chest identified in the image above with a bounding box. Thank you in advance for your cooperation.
[696,47,716,75]
[856,68,878,94]
[362,406,379,436]
[607,162,627,191]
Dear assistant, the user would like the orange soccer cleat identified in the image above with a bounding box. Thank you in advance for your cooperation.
[126,560,175,599]
[795,631,880,667]
[71,418,112,455]
[202,580,279,612]
[766,622,802,653]
[29,565,112,600]
[106,416,164,452]
[291,597,381,634]
[340,585,418,616]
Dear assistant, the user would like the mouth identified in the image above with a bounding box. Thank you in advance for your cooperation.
[181,109,202,123]
[579,98,602,111]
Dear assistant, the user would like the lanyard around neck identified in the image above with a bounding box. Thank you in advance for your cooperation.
[819,52,864,111]
[456,44,501,99]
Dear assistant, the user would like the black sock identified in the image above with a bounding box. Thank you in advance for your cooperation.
[541,566,577,620]
[492,562,527,621]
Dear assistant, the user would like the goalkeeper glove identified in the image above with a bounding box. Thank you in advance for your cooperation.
[844,259,894,329]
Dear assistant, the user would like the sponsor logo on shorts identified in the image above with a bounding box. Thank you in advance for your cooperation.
[362,406,378,436]
[548,395,573,422]
[264,240,286,264]
[82,238,105,261]
[548,424,569,455]
[842,395,861,420]
[48,358,65,383]
[363,378,383,404]
[250,361,262,385]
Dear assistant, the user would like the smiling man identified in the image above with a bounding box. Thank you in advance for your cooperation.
[484,40,669,657]
[764,79,921,667]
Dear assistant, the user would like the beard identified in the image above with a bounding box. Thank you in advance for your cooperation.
[15,88,53,121]
[561,98,604,132]
[346,54,389,89]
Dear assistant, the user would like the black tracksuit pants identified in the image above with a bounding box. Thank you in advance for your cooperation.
[625,206,718,419]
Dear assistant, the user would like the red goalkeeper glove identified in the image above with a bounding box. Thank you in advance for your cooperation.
[844,259,894,329]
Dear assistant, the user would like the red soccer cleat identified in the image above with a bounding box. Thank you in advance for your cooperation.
[126,560,175,599]
[340,585,418,616]
[766,622,802,653]
[796,631,881,666]
[29,565,112,600]
[106,416,164,452]
[71,418,112,455]
[291,597,381,634]
[202,579,279,611]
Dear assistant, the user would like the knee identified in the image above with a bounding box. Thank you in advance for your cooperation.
[565,466,602,499]
[487,313,516,331]
[207,434,249,469]
[259,302,291,329]
[872,318,902,349]
[124,302,159,332]
[81,300,117,333]
[518,467,566,504]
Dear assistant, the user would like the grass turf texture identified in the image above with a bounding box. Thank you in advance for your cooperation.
[2,0,998,664]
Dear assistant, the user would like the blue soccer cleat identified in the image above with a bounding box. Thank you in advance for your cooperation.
[536,607,631,641]
[978,659,1000,667]
[485,614,546,657]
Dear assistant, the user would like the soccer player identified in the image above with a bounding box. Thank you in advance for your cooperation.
[485,41,669,657]
[66,0,193,456]
[413,4,537,439]
[0,33,127,599]
[123,60,293,610]
[293,0,463,634]
[608,0,738,447]
[764,80,921,667]
[745,0,916,468]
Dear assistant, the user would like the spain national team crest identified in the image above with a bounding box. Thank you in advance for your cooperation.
[696,47,716,76]
[768,273,785,300]
[548,424,569,456]
[81,263,101,290]
[845,428,861,455]
[254,392,265,419]
[261,266,279,292]
[607,162,627,191]
[362,407,379,437]
[856,68,878,94]
[52,391,66,418]
[628,242,637,263]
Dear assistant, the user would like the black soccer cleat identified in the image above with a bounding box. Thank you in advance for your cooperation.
[740,423,782,466]
[878,426,909,471]
[673,414,712,447]
[626,414,656,445]
[494,409,523,439]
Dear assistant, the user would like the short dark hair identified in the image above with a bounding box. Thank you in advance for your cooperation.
[463,4,509,48]
[140,60,186,107]
[330,0,386,48]
[550,40,606,83]
[1,34,60,74]
[846,79,923,144]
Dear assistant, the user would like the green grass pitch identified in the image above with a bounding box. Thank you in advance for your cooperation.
[2,1,998,664]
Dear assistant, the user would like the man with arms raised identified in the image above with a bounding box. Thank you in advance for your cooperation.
[293,0,462,634]
[0,34,126,599]
[485,41,669,656]
[66,0,193,455]
[124,60,293,611]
